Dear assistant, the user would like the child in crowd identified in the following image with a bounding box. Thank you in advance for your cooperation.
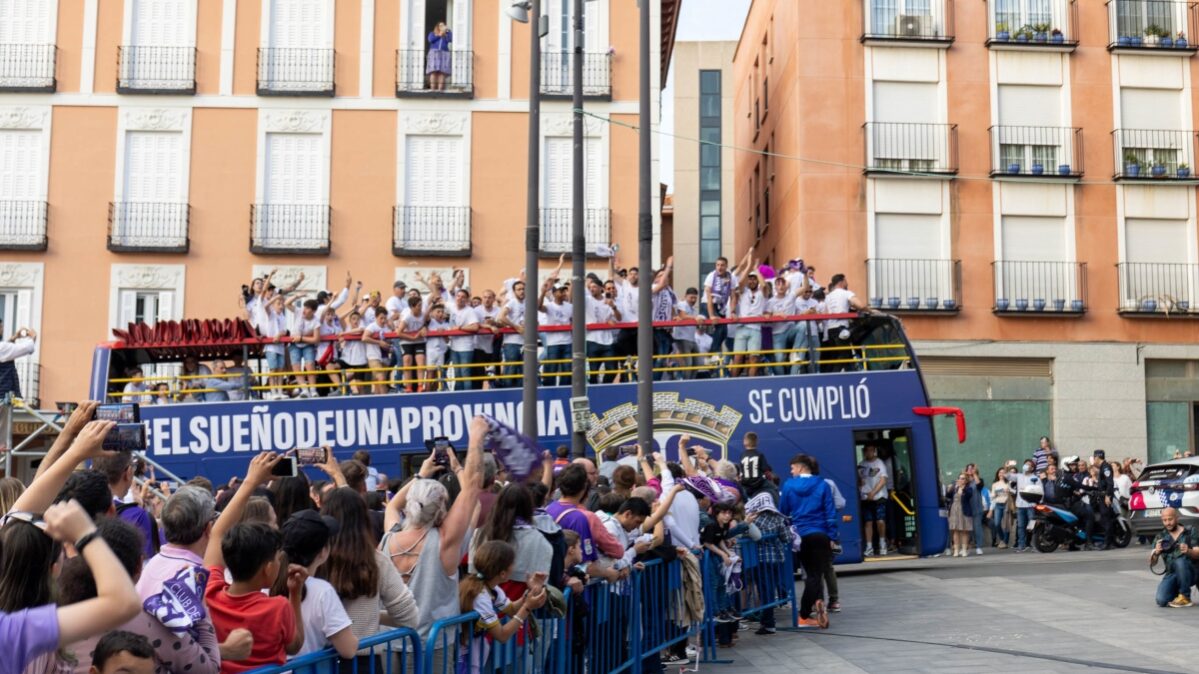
[88,631,154,674]
[395,295,429,393]
[362,309,393,395]
[337,311,368,395]
[425,303,452,392]
[281,509,358,659]
[458,540,548,674]
[703,501,744,647]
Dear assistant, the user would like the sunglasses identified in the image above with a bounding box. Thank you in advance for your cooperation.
[2,511,48,531]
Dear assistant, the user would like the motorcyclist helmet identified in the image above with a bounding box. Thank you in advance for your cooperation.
[1063,455,1080,468]
[1019,480,1044,504]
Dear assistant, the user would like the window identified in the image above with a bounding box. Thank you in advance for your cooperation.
[993,0,1053,32]
[405,135,464,206]
[1122,218,1192,307]
[1126,218,1188,264]
[259,0,334,93]
[121,0,195,91]
[0,126,47,247]
[0,0,56,90]
[699,69,722,279]
[265,133,323,205]
[405,0,472,49]
[872,213,952,301]
[1121,88,1183,130]
[873,81,938,123]
[543,136,601,210]
[123,131,183,203]
[117,288,174,327]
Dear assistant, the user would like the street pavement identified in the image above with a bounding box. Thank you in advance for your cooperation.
[710,545,1197,674]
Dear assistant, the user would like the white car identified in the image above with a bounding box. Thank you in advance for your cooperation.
[1128,457,1199,537]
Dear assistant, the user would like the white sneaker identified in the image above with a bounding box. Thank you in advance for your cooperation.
[879,543,888,556]
[864,546,875,557]
[975,547,983,556]
[685,646,698,659]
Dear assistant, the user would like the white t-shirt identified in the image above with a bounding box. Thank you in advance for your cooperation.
[341,330,367,365]
[475,304,501,353]
[736,287,766,331]
[364,322,388,362]
[618,284,639,322]
[295,577,353,657]
[766,287,798,336]
[825,288,856,329]
[294,314,322,342]
[426,317,451,359]
[703,271,739,316]
[502,298,525,346]
[672,300,699,342]
[795,296,823,337]
[255,306,288,356]
[385,295,407,319]
[543,301,573,346]
[858,457,890,500]
[585,295,617,346]
[397,309,427,345]
[448,304,480,352]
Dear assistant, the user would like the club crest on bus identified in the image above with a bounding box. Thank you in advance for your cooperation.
[586,391,743,459]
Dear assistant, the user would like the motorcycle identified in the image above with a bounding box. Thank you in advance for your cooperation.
[1030,501,1133,553]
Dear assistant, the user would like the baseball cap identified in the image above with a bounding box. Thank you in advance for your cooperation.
[393,280,407,289]
[553,282,569,291]
[1093,449,1105,459]
[282,509,340,567]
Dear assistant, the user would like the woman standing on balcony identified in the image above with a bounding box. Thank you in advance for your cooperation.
[427,22,453,91]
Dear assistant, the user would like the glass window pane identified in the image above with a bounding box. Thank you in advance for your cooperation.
[700,70,720,94]
[702,216,720,239]
[700,127,720,144]
[701,240,721,264]
[701,167,720,190]
[701,94,720,118]
[701,200,720,216]
[701,144,720,167]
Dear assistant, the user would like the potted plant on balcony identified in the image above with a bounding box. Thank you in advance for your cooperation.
[869,296,882,308]
[1142,298,1159,312]
[1152,161,1168,178]
[1124,152,1141,177]
[1071,299,1085,312]
[1161,32,1175,48]
[1177,32,1188,48]
[1033,298,1047,312]
[1179,162,1192,178]
[907,297,921,310]
[995,298,1010,311]
[1058,163,1073,176]
[1007,161,1022,174]
[1015,298,1030,311]
[887,297,902,310]
[943,299,957,310]
[1051,28,1065,44]
[1033,23,1050,42]
[1145,25,1162,47]
[1179,300,1192,311]
[1016,24,1033,42]
[1031,161,1045,175]
[1053,299,1067,312]
[1119,34,1133,47]
[995,22,1011,41]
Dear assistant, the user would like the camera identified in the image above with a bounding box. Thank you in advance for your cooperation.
[102,423,146,452]
[604,292,613,300]
[425,437,453,466]
[294,447,328,466]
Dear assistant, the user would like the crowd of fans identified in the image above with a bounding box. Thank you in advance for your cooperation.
[0,401,859,674]
[118,248,870,401]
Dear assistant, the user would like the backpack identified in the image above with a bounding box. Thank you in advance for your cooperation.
[116,501,161,554]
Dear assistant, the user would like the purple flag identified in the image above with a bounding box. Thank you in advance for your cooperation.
[480,414,542,481]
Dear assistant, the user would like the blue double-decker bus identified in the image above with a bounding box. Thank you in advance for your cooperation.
[89,312,955,562]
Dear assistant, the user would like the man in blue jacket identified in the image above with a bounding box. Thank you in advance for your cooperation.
[780,453,837,629]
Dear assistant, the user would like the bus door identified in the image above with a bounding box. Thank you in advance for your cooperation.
[854,428,919,557]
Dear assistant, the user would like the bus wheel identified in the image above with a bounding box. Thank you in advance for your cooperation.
[1032,527,1058,554]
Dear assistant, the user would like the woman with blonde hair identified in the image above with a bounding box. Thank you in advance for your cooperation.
[426,21,453,91]
[0,476,25,513]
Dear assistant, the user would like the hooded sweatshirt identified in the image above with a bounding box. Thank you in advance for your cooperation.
[780,474,837,539]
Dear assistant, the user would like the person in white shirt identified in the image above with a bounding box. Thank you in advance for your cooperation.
[255,294,291,399]
[495,281,527,388]
[671,288,704,380]
[361,309,393,395]
[729,270,766,377]
[394,295,428,393]
[538,275,573,387]
[473,290,502,389]
[424,303,452,391]
[650,257,677,382]
[703,249,753,363]
[290,299,323,398]
[121,367,151,405]
[608,255,640,370]
[766,274,800,376]
[857,443,891,556]
[447,289,481,391]
[824,273,867,373]
[584,278,622,384]
[793,279,824,374]
[337,310,369,395]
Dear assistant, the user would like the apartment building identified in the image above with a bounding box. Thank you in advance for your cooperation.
[736,0,1199,466]
[0,0,667,408]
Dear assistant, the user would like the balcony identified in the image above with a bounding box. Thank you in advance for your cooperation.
[1117,262,1199,315]
[866,258,962,313]
[989,126,1083,179]
[393,206,471,256]
[864,122,958,176]
[14,359,39,408]
[117,46,196,94]
[861,0,954,47]
[1107,0,1199,54]
[540,52,612,99]
[988,0,1079,51]
[395,49,473,98]
[992,261,1088,315]
[0,44,56,92]
[1112,129,1199,181]
[107,202,190,253]
[256,48,335,96]
[0,201,47,251]
[250,204,330,254]
[539,208,611,256]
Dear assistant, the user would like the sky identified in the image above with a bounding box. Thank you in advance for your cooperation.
[660,0,751,190]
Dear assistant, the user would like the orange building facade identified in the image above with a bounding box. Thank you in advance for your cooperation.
[0,0,666,410]
[734,0,1199,465]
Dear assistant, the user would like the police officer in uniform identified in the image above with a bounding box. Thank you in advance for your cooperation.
[1061,456,1096,549]
[1091,449,1117,550]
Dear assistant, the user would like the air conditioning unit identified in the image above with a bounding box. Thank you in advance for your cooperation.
[896,14,935,38]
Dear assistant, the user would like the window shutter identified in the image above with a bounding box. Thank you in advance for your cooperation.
[583,1,599,50]
[131,0,191,46]
[119,290,139,327]
[404,136,435,206]
[1126,219,1188,264]
[14,289,32,338]
[0,293,16,338]
[125,131,182,202]
[407,0,428,48]
[436,136,461,205]
[0,0,51,43]
[156,290,175,322]
[584,137,601,208]
[0,130,40,200]
[544,137,571,208]
[450,0,470,48]
[266,133,322,204]
[272,0,326,48]
[545,0,566,50]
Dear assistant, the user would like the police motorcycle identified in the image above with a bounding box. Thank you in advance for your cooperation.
[1028,477,1134,553]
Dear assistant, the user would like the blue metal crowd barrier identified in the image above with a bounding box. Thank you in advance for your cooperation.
[247,626,422,674]
[246,535,800,674]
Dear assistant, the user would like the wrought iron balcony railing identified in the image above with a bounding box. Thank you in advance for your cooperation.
[539,208,611,255]
[0,44,56,92]
[257,48,335,96]
[990,126,1084,178]
[992,261,1088,314]
[250,204,331,254]
[540,51,612,98]
[395,49,473,97]
[393,206,471,256]
[1107,0,1199,52]
[0,201,47,250]
[987,0,1079,49]
[864,122,959,175]
[1112,129,1199,180]
[108,202,190,253]
[866,258,962,312]
[117,46,196,94]
[1117,262,1199,314]
[862,0,955,45]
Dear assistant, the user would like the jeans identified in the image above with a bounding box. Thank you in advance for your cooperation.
[972,504,986,550]
[990,503,1007,545]
[1016,507,1032,549]
[673,339,698,379]
[501,343,523,388]
[798,532,832,619]
[586,341,615,383]
[652,329,673,381]
[543,344,570,386]
[1156,556,1197,606]
[795,329,821,374]
[771,325,797,375]
[449,349,474,391]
